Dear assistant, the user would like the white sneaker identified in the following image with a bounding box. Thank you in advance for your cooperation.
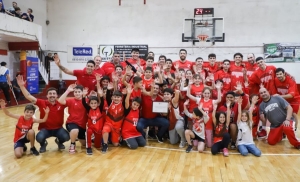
[179,141,186,148]
[69,144,76,154]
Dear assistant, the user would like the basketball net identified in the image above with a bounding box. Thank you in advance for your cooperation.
[197,34,210,50]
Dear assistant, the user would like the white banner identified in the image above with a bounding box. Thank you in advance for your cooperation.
[67,45,98,63]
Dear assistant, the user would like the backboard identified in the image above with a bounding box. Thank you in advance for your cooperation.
[182,17,225,44]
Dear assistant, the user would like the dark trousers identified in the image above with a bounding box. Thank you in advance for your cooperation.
[36,128,70,146]
[0,82,11,102]
[136,117,169,138]
[13,88,21,100]
[125,136,146,149]
[211,133,231,155]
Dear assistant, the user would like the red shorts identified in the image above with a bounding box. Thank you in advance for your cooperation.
[290,104,299,114]
[102,124,121,143]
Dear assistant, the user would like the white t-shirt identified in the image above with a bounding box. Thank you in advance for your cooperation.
[237,121,254,145]
[184,109,209,139]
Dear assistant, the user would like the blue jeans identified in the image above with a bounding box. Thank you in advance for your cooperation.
[238,144,261,157]
[36,128,70,146]
[136,117,169,138]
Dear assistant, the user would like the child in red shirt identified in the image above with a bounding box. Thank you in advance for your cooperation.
[0,99,49,158]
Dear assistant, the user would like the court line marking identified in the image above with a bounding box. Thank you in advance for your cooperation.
[145,146,300,156]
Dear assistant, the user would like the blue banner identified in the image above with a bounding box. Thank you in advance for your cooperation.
[0,0,4,9]
[26,57,39,94]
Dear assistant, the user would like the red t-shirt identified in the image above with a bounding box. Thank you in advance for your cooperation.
[214,69,231,92]
[65,98,88,129]
[122,109,141,140]
[141,75,153,91]
[244,62,258,77]
[249,65,277,95]
[122,58,146,71]
[173,60,192,71]
[36,99,66,130]
[130,88,142,101]
[141,95,163,119]
[203,62,219,73]
[14,116,33,143]
[230,63,244,90]
[199,99,213,130]
[73,69,97,92]
[274,75,300,104]
[105,102,124,129]
[213,124,228,143]
[101,62,116,77]
[87,108,104,134]
[189,84,204,112]
[94,67,105,77]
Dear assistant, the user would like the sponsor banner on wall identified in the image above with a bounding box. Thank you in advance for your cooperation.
[67,46,98,63]
[26,57,39,94]
[99,45,148,62]
[264,43,300,63]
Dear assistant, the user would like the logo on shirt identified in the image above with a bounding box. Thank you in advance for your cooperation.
[264,103,279,113]
[260,75,272,83]
[73,47,93,56]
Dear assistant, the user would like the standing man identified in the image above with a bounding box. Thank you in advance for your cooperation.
[0,62,12,105]
[92,55,105,76]
[17,75,70,153]
[54,54,97,92]
[214,59,231,93]
[172,49,192,71]
[122,48,146,72]
[245,53,258,94]
[249,57,277,95]
[101,52,122,78]
[274,68,300,131]
[203,53,219,73]
[230,53,247,91]
[258,87,300,149]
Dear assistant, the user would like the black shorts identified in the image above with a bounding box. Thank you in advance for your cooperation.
[14,136,30,149]
[66,123,86,140]
[192,131,205,143]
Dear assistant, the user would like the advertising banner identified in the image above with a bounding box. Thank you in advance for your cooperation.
[264,43,300,63]
[67,45,98,63]
[26,57,39,94]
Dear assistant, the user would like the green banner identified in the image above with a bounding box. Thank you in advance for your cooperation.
[264,43,300,63]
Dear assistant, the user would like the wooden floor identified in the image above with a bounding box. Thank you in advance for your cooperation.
[1,105,300,182]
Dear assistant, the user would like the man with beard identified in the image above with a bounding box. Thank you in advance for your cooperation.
[101,52,122,78]
[172,49,192,72]
[245,53,259,94]
[122,48,146,73]
[17,75,70,153]
[54,54,97,92]
[136,84,169,143]
[259,87,300,149]
[230,53,247,91]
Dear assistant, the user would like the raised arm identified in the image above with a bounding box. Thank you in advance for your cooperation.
[122,66,132,88]
[212,103,217,126]
[54,54,74,75]
[249,96,258,122]
[0,99,20,119]
[198,102,209,124]
[214,81,222,104]
[125,85,133,109]
[58,84,76,105]
[237,97,242,124]
[34,107,50,123]
[183,99,193,119]
[171,89,180,107]
[81,87,91,111]
[16,75,37,104]
[186,84,197,102]
[226,101,231,126]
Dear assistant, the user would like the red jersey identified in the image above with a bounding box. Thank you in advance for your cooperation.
[101,62,116,77]
[249,65,277,95]
[173,60,192,71]
[122,109,141,140]
[141,95,163,119]
[14,116,33,143]
[141,75,153,91]
[214,69,231,92]
[130,88,142,101]
[105,102,124,129]
[203,62,219,73]
[87,108,104,134]
[36,99,66,130]
[189,84,204,112]
[65,98,87,129]
[213,123,228,143]
[274,75,300,104]
[230,63,244,90]
[93,67,105,77]
[122,58,146,71]
[244,62,258,77]
[73,69,97,92]
[218,94,249,123]
[199,99,214,130]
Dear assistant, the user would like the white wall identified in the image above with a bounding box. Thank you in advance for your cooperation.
[45,0,300,82]
[3,0,48,49]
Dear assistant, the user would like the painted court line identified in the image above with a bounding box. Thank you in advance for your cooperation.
[145,146,300,156]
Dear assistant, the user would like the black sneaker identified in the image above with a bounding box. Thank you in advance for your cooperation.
[230,142,236,150]
[102,143,108,154]
[55,138,65,150]
[86,148,93,155]
[295,127,298,131]
[39,140,48,153]
[30,147,39,156]
[283,133,287,139]
[23,145,27,152]
[186,145,193,153]
[156,135,163,143]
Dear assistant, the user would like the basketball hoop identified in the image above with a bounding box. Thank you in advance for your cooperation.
[197,34,209,42]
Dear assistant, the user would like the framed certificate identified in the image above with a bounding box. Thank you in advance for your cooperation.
[152,102,169,113]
